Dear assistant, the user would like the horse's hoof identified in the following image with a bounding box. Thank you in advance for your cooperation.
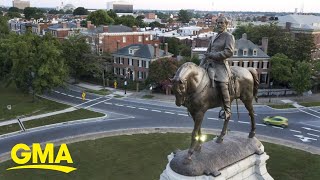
[248,132,255,138]
[216,136,224,143]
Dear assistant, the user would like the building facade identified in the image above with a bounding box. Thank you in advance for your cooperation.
[13,0,30,9]
[112,43,173,81]
[48,22,85,40]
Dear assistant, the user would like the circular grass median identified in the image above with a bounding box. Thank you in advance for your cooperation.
[0,133,319,180]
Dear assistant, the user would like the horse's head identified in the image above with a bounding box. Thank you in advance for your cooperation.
[171,77,187,106]
[171,62,199,107]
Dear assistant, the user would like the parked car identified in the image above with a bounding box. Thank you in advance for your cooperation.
[263,116,288,128]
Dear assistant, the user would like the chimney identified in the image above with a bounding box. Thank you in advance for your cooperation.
[62,22,67,29]
[103,26,109,32]
[87,21,91,29]
[132,26,137,32]
[76,21,81,28]
[285,22,292,32]
[164,43,168,55]
[154,44,159,58]
[242,33,247,40]
[261,37,268,54]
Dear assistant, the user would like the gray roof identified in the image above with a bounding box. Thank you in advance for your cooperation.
[113,44,170,59]
[278,14,320,30]
[233,38,269,58]
[48,22,78,30]
[87,25,133,34]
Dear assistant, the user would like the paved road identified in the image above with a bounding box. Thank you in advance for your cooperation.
[1,86,320,155]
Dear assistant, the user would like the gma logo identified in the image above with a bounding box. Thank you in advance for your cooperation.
[7,143,76,173]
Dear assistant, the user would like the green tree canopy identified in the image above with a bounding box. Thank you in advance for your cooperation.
[178,9,191,23]
[291,61,312,95]
[149,21,164,29]
[156,12,169,20]
[0,16,9,36]
[6,11,21,19]
[61,34,91,82]
[146,58,178,87]
[8,7,21,13]
[107,10,117,19]
[23,7,45,20]
[5,33,67,94]
[166,37,181,57]
[87,10,114,26]
[48,9,59,14]
[115,15,135,27]
[73,7,88,15]
[270,53,294,86]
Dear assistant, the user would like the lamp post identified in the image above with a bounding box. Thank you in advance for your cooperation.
[269,81,273,103]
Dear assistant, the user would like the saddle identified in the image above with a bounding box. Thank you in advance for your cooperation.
[209,74,237,97]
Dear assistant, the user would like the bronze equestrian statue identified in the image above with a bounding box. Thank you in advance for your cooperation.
[171,16,259,159]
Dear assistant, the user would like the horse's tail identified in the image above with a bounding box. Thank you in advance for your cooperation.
[248,68,259,102]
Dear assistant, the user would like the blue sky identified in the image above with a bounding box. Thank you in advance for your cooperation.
[2,0,320,13]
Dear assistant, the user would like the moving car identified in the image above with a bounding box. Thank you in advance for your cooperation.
[263,116,288,128]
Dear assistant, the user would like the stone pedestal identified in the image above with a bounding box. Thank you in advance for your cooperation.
[160,135,273,180]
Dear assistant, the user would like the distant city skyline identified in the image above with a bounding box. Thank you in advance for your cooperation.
[2,0,320,13]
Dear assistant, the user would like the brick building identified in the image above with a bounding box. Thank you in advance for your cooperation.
[48,22,85,40]
[81,23,160,54]
[112,43,173,81]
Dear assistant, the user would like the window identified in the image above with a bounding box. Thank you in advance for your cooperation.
[129,59,133,66]
[145,37,149,41]
[138,60,142,67]
[138,36,142,42]
[114,57,116,64]
[122,36,126,43]
[263,61,268,69]
[120,58,124,64]
[142,61,146,68]
[260,73,268,84]
[129,49,134,54]
[233,49,238,56]
[243,49,248,56]
[253,49,258,56]
[146,61,149,68]
[120,68,123,75]
[138,71,142,79]
[243,61,248,68]
[150,35,153,40]
[114,67,116,74]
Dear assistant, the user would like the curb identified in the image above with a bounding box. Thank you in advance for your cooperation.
[1,127,319,163]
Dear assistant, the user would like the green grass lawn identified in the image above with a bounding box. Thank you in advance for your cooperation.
[142,95,154,99]
[0,83,69,121]
[86,89,110,96]
[299,101,320,107]
[0,109,104,136]
[0,133,319,180]
[268,104,295,109]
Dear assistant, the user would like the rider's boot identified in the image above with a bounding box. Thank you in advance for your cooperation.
[219,82,231,120]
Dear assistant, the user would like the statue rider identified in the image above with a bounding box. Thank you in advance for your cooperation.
[200,16,235,121]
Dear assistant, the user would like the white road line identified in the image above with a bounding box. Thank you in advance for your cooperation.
[75,97,82,99]
[178,114,188,116]
[208,118,219,121]
[83,98,112,109]
[152,110,161,112]
[256,123,266,127]
[238,121,250,124]
[104,102,112,105]
[272,126,283,130]
[115,104,124,107]
[308,108,320,114]
[298,108,320,119]
[139,108,148,110]
[61,93,67,96]
[68,95,74,98]
[127,106,136,109]
[54,91,61,94]
[229,120,234,122]
[165,111,175,114]
[302,127,320,133]
[307,133,320,138]
[74,96,105,108]
[289,129,301,133]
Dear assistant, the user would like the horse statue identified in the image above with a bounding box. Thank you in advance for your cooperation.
[171,62,259,159]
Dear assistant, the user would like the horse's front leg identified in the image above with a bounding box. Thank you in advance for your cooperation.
[216,115,230,143]
[188,111,204,159]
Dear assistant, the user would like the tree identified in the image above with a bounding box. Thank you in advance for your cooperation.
[73,7,88,15]
[156,12,169,20]
[146,58,178,90]
[180,46,191,57]
[48,9,59,14]
[115,15,136,27]
[149,21,164,29]
[61,34,91,82]
[8,7,21,13]
[167,37,181,57]
[178,9,191,23]
[87,10,114,26]
[6,11,21,18]
[23,7,44,20]
[270,53,294,86]
[65,9,73,14]
[291,61,312,95]
[7,33,67,95]
[107,10,117,19]
[0,16,9,36]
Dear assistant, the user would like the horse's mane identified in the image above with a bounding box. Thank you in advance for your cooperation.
[174,62,200,82]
